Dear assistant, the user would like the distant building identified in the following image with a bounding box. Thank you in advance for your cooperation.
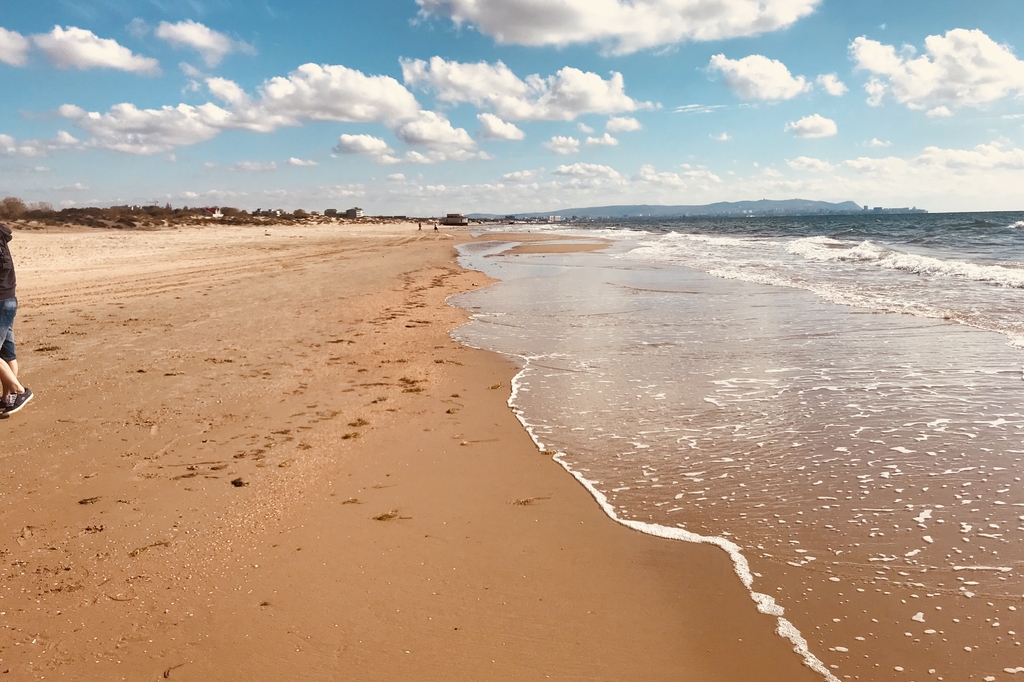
[441,213,469,226]
[346,207,363,219]
[324,209,338,217]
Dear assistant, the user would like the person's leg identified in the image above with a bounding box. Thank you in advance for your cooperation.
[0,358,22,397]
[0,298,23,398]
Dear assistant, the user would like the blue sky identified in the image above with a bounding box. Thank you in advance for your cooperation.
[2,0,1024,214]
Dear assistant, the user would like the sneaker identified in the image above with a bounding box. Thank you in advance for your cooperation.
[4,388,33,415]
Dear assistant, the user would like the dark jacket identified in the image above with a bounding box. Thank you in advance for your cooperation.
[0,224,15,300]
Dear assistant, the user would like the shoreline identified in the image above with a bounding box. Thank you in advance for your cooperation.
[1,223,818,680]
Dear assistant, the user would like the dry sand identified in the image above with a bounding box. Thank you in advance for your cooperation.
[0,223,819,681]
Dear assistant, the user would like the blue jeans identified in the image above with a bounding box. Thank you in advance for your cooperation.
[0,297,16,362]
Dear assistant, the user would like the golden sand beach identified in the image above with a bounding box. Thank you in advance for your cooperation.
[0,223,818,681]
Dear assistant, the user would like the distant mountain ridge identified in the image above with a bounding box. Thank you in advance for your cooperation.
[469,199,912,220]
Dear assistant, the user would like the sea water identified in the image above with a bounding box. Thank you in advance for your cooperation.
[451,213,1024,682]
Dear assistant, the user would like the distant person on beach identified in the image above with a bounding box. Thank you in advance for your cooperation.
[0,224,32,415]
[433,222,438,232]
[418,222,422,231]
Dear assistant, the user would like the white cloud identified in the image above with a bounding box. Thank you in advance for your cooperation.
[501,169,539,182]
[59,102,229,154]
[636,164,685,186]
[577,122,595,134]
[477,113,525,140]
[402,57,651,121]
[851,29,1024,113]
[287,157,318,167]
[180,62,203,78]
[0,130,81,157]
[156,20,254,68]
[0,27,30,66]
[416,0,821,55]
[233,161,277,171]
[54,61,483,161]
[126,18,150,39]
[926,106,952,118]
[387,173,406,181]
[817,73,848,96]
[586,133,619,146]
[785,114,837,138]
[711,132,731,142]
[259,63,421,125]
[33,26,160,75]
[708,54,810,101]
[334,134,393,156]
[675,104,728,114]
[683,169,722,184]
[553,162,621,179]
[543,135,580,155]
[868,138,892,148]
[395,109,479,154]
[916,142,1024,170]
[606,116,641,132]
[788,156,834,172]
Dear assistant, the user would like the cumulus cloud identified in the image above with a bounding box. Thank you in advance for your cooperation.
[711,132,731,142]
[233,161,277,171]
[0,130,81,157]
[708,54,810,101]
[577,122,595,134]
[635,164,685,186]
[58,102,230,154]
[156,20,254,68]
[553,162,621,179]
[0,27,30,66]
[395,109,483,154]
[501,169,539,182]
[57,61,480,161]
[401,57,651,121]
[851,29,1024,113]
[606,116,641,132]
[868,138,892,148]
[785,114,837,138]
[416,0,821,55]
[287,157,318,166]
[788,156,834,172]
[33,26,160,74]
[259,63,421,125]
[543,135,580,155]
[586,133,618,146]
[817,73,848,96]
[334,133,393,156]
[916,142,1024,169]
[477,113,525,140]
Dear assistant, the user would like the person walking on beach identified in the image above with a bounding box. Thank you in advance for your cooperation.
[0,224,32,416]
[433,221,438,232]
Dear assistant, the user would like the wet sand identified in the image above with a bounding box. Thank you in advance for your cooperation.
[1,223,818,681]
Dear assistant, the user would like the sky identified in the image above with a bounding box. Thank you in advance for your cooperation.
[2,0,1024,215]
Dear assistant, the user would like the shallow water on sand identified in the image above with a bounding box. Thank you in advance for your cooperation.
[453,238,1024,682]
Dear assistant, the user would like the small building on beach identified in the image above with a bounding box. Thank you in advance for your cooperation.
[345,207,364,219]
[440,213,469,226]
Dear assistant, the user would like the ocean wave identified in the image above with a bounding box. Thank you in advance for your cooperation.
[788,237,1024,288]
[1010,221,1024,229]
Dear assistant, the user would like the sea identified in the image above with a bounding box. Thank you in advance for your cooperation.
[451,212,1024,682]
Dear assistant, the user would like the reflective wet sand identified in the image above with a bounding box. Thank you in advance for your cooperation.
[455,240,1024,682]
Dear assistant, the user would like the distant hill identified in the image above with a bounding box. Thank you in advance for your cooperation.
[470,199,887,220]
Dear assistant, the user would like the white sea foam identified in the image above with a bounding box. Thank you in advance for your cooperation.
[506,359,840,682]
[1010,221,1024,229]
[787,237,1024,288]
